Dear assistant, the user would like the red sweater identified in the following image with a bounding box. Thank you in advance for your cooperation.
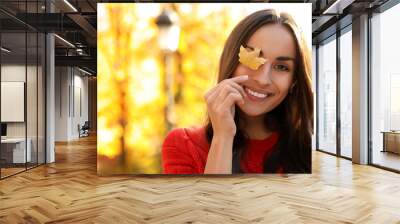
[162,126,280,174]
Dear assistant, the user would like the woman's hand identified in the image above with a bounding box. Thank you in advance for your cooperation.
[203,75,248,174]
[204,75,248,138]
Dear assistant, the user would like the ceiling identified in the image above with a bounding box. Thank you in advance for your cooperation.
[0,0,97,75]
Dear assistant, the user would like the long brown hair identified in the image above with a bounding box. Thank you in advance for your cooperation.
[204,9,313,173]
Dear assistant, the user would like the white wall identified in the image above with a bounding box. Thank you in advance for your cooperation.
[72,72,89,138]
[55,66,69,141]
[55,67,89,141]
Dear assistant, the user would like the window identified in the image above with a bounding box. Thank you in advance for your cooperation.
[317,36,337,154]
[371,3,400,171]
[0,1,47,179]
[339,27,352,158]
[312,45,317,150]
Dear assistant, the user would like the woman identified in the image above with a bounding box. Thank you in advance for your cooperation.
[162,9,313,174]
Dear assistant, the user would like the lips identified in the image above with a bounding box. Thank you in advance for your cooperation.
[247,88,267,98]
[243,86,274,102]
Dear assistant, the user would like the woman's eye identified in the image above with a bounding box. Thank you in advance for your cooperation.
[274,64,289,72]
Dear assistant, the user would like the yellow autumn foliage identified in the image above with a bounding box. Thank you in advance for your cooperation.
[98,3,249,174]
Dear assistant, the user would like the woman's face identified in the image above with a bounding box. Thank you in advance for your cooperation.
[233,23,297,117]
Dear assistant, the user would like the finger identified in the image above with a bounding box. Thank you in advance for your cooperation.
[207,76,247,107]
[227,81,246,99]
[205,85,222,107]
[217,85,244,106]
[207,75,247,99]
[204,85,218,100]
[229,75,249,84]
[218,92,244,112]
[216,85,236,102]
[219,79,245,98]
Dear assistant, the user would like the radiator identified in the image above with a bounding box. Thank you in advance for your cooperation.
[382,131,400,154]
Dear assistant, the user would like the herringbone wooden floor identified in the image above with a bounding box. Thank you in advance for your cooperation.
[0,135,400,224]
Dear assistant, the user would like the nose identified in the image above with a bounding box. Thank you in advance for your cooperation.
[252,60,272,86]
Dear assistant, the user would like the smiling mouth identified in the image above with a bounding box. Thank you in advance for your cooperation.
[244,87,274,101]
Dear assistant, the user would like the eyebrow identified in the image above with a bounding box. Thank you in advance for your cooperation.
[276,56,295,62]
[244,44,295,62]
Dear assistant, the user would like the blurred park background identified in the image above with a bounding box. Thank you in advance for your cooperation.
[97,3,311,174]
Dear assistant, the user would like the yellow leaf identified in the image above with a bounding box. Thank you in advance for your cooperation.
[238,45,266,70]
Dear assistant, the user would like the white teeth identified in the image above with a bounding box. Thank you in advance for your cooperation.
[246,88,267,98]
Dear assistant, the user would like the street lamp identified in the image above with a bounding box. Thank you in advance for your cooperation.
[156,8,180,131]
[155,9,180,53]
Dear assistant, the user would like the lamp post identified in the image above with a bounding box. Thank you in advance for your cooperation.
[156,8,180,131]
